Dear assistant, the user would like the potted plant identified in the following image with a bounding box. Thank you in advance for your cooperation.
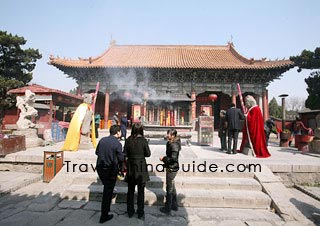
[279,129,291,147]
[295,134,314,151]
[280,129,291,140]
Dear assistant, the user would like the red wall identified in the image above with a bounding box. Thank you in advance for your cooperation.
[2,109,18,130]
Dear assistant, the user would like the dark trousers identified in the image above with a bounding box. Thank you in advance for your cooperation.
[220,134,227,150]
[228,129,239,153]
[95,124,99,138]
[265,132,270,146]
[97,168,116,215]
[165,170,178,210]
[127,182,146,215]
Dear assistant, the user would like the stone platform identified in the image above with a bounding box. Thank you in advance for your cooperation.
[0,131,319,225]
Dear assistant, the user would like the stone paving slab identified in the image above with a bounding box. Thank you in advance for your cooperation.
[295,185,320,201]
[255,167,314,225]
[0,171,42,196]
[289,188,320,225]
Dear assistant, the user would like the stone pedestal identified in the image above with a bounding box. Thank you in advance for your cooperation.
[13,128,43,148]
[78,135,94,150]
[308,140,320,154]
[0,135,26,156]
[309,128,320,154]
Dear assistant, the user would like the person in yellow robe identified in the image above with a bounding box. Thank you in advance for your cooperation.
[61,94,97,151]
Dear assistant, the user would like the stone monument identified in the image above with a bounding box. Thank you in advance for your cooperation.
[309,113,320,154]
[13,90,44,148]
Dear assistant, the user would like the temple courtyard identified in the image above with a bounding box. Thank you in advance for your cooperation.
[0,131,319,226]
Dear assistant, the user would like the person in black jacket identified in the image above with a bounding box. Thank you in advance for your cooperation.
[218,110,228,151]
[226,103,244,154]
[159,129,181,215]
[264,118,277,146]
[123,123,151,219]
[95,125,124,223]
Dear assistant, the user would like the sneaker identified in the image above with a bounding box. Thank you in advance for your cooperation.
[99,214,113,223]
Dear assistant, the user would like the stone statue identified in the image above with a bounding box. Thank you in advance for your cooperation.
[309,113,320,154]
[16,90,38,130]
[13,90,44,148]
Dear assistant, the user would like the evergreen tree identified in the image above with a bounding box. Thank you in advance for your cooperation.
[0,30,42,121]
[290,47,320,110]
[305,71,320,109]
[269,97,282,118]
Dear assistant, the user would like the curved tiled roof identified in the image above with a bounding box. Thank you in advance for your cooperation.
[8,84,83,100]
[48,43,294,70]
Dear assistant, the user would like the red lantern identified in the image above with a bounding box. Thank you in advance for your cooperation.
[208,94,218,102]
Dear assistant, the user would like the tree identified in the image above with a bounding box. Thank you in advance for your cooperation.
[286,96,306,112]
[305,71,320,109]
[69,87,77,95]
[290,47,320,110]
[268,97,282,118]
[0,31,42,121]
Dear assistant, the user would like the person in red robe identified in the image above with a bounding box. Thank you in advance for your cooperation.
[239,95,271,158]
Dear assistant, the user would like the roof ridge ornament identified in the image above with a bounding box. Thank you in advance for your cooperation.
[110,39,116,46]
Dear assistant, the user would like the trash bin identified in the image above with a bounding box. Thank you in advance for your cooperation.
[43,150,64,183]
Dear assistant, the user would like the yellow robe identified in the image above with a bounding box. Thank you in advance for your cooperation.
[61,103,97,151]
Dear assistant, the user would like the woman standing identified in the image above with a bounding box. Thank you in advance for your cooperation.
[123,123,151,219]
[159,129,181,215]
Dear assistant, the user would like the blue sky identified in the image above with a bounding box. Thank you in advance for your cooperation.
[1,0,319,104]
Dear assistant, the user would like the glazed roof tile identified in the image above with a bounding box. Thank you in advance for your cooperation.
[8,84,83,100]
[48,43,294,70]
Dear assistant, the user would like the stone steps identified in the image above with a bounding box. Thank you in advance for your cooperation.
[62,172,272,209]
[73,174,262,191]
[0,172,42,197]
[63,184,271,209]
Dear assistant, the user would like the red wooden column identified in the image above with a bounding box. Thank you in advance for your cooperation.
[231,91,236,105]
[49,99,53,129]
[104,90,110,129]
[191,91,196,120]
[262,90,269,121]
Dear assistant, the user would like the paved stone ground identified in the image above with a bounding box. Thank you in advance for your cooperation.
[0,179,286,226]
[288,188,320,225]
[0,131,319,225]
[0,178,318,225]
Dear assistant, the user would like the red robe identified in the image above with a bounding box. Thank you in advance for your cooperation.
[239,106,271,158]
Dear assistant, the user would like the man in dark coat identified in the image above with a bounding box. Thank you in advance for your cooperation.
[226,103,244,154]
[95,125,124,223]
[123,123,151,219]
[218,110,228,151]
